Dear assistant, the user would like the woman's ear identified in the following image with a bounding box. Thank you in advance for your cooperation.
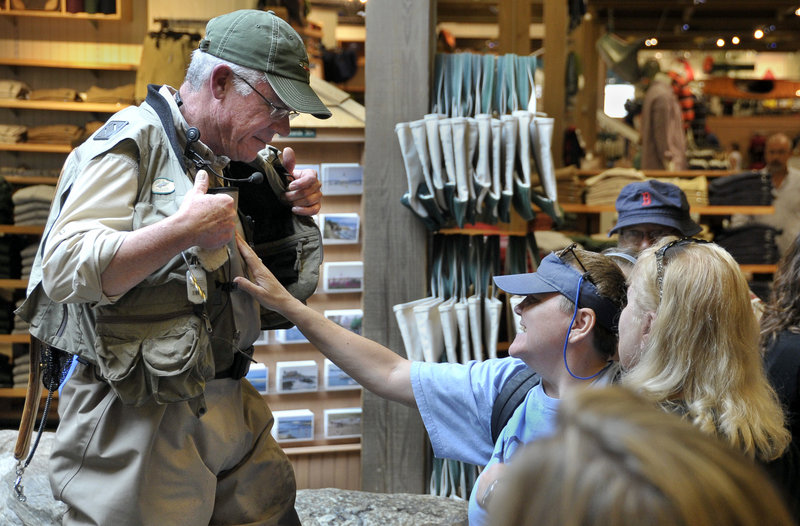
[641,311,657,344]
[569,307,596,342]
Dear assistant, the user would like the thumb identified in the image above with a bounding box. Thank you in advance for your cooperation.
[281,147,296,174]
[194,170,209,194]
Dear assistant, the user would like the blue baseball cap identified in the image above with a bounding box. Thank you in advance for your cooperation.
[493,252,621,332]
[608,180,701,237]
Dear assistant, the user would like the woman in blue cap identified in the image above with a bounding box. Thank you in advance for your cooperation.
[234,236,626,526]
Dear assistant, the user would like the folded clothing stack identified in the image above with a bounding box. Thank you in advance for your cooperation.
[12,184,56,226]
[714,223,781,264]
[708,171,772,206]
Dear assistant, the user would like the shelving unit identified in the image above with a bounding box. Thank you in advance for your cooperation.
[0,0,125,21]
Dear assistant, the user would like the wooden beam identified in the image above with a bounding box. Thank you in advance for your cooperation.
[497,0,531,54]
[361,0,433,494]
[543,0,568,167]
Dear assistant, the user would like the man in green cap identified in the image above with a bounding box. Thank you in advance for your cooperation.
[17,9,329,525]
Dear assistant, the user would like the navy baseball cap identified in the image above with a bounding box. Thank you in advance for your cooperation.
[493,252,621,332]
[608,180,701,237]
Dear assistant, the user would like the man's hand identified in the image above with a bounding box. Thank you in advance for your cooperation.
[281,146,322,216]
[177,170,237,250]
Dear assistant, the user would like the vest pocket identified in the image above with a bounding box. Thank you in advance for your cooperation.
[94,310,213,406]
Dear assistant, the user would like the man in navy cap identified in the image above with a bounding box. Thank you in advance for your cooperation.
[609,179,702,253]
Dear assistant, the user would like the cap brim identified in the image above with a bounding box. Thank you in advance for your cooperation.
[493,272,558,296]
[607,210,702,237]
[267,72,332,119]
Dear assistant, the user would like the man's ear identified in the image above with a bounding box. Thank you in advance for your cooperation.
[569,307,596,343]
[210,64,233,99]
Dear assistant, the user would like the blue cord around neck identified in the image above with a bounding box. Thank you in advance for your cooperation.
[563,275,612,381]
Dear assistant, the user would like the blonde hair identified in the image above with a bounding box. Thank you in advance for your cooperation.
[621,238,789,461]
[488,386,795,526]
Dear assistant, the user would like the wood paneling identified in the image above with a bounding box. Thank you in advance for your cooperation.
[362,0,433,494]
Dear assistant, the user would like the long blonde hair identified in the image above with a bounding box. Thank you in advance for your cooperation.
[621,238,789,461]
[488,386,795,526]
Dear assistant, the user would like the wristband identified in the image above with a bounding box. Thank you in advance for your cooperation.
[478,477,503,510]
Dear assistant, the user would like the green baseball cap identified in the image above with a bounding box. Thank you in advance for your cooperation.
[199,10,331,119]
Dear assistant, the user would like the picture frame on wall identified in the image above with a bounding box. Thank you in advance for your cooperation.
[319,213,360,244]
[245,362,269,394]
[320,163,363,195]
[323,358,360,391]
[324,309,363,335]
[275,360,318,393]
[274,326,310,344]
[323,407,362,439]
[322,261,363,293]
[272,409,315,442]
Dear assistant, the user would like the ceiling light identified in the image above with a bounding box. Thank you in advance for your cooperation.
[795,7,800,16]
[754,29,764,39]
[731,36,740,45]
[716,38,725,47]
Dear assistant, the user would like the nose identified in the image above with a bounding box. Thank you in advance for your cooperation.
[271,116,291,137]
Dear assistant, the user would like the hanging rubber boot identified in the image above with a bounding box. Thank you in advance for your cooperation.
[438,118,465,228]
[395,121,442,231]
[473,114,493,223]
[424,113,449,213]
[484,117,503,225]
[410,118,449,226]
[448,117,470,228]
[498,114,517,224]
[512,109,535,221]
[530,115,562,225]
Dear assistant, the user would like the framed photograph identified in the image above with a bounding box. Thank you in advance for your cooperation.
[319,213,360,245]
[275,360,319,393]
[323,261,364,293]
[274,326,309,344]
[253,330,270,346]
[320,163,363,195]
[272,409,315,442]
[323,358,360,391]
[324,407,362,439]
[324,309,363,335]
[245,362,269,394]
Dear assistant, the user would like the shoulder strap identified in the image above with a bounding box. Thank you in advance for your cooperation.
[491,368,541,443]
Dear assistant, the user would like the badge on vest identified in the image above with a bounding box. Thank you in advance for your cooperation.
[94,120,129,140]
[151,178,175,194]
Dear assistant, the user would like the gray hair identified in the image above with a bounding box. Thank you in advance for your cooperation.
[184,49,269,96]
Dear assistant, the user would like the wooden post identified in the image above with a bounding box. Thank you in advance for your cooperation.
[361,0,434,493]
[543,0,567,167]
[498,0,531,55]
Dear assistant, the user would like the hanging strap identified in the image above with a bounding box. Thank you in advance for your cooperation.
[491,368,541,443]
[145,84,186,171]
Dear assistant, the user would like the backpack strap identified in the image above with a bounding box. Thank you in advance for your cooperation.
[491,369,541,443]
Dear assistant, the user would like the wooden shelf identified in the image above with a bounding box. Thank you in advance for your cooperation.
[560,203,775,216]
[0,99,130,113]
[740,264,778,274]
[576,169,735,178]
[284,442,360,457]
[0,57,137,71]
[0,0,124,21]
[0,142,72,153]
[0,334,31,344]
[0,225,44,234]
[0,387,54,398]
[5,175,58,185]
[0,279,27,289]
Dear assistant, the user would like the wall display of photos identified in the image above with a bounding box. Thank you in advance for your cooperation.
[320,163,363,195]
[272,409,315,443]
[324,407,362,439]
[274,326,310,344]
[245,362,269,394]
[323,358,360,391]
[323,261,364,293]
[319,213,360,245]
[324,309,363,336]
[275,360,319,393]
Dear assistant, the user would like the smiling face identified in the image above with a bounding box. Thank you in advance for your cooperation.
[509,293,573,370]
[196,66,292,163]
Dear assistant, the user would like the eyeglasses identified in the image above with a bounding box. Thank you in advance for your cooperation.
[557,243,592,282]
[619,227,677,245]
[234,74,299,121]
[655,237,711,299]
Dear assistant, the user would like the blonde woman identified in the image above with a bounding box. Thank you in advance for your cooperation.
[617,239,790,471]
[488,386,795,526]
